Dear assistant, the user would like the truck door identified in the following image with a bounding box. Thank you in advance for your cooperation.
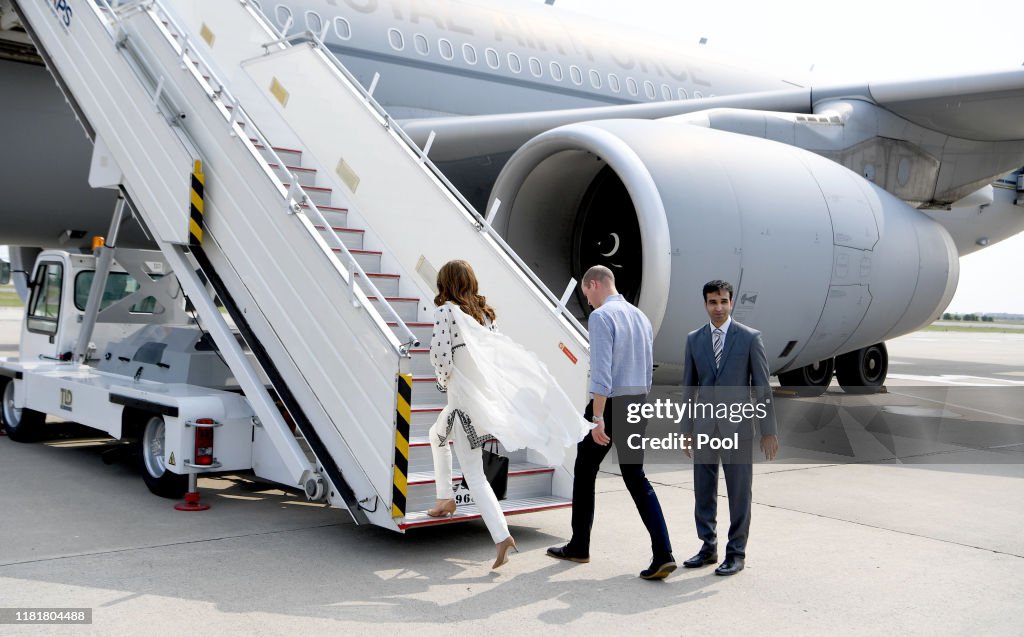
[21,259,66,361]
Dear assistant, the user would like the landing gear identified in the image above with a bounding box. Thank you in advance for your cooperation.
[777,358,835,397]
[836,343,888,393]
[1,379,46,442]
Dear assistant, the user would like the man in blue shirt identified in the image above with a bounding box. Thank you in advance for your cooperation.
[547,266,675,580]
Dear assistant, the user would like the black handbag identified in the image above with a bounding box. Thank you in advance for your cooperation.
[460,440,508,500]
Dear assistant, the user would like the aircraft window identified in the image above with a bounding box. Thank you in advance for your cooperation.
[414,33,429,55]
[333,17,351,40]
[626,77,638,96]
[508,53,522,73]
[677,87,689,100]
[608,73,620,93]
[274,5,292,31]
[694,90,704,99]
[462,43,478,64]
[550,62,563,81]
[439,38,454,60]
[305,11,322,35]
[662,84,673,100]
[643,80,656,99]
[388,28,404,51]
[589,69,602,89]
[485,48,500,69]
[529,57,543,77]
[569,65,583,85]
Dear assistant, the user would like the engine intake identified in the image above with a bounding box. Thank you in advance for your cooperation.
[490,121,958,375]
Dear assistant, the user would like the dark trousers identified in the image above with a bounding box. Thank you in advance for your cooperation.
[693,424,753,558]
[568,396,672,560]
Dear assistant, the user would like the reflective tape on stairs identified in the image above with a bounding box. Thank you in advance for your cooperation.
[392,373,413,518]
[189,160,205,246]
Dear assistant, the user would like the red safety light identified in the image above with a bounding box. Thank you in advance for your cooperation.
[194,418,215,466]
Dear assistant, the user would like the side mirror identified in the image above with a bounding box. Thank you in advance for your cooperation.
[0,260,10,286]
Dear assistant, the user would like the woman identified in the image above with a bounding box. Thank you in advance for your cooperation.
[426,260,590,569]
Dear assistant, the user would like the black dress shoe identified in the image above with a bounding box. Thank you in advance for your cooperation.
[546,545,590,563]
[639,555,677,580]
[714,556,745,576]
[683,550,719,568]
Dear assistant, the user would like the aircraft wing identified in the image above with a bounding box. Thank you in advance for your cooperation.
[402,67,1024,160]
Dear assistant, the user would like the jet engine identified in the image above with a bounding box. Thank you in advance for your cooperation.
[489,121,959,387]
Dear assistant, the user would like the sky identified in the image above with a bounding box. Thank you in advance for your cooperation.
[555,0,1024,314]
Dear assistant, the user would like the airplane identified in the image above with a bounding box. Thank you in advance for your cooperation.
[0,0,1022,395]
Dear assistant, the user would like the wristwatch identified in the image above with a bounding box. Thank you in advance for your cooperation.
[592,415,605,424]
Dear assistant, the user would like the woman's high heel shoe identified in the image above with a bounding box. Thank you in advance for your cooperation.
[492,536,518,569]
[426,499,456,518]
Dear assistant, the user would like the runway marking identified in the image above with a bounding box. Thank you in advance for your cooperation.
[887,373,1024,387]
[888,390,1024,424]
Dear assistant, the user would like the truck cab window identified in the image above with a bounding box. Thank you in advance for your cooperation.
[27,262,62,335]
[73,271,159,314]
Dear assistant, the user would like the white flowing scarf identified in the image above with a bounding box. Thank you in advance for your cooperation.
[445,304,590,465]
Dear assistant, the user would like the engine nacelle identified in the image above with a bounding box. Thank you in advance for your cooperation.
[489,121,958,377]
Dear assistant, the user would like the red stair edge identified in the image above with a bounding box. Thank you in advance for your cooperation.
[398,501,572,530]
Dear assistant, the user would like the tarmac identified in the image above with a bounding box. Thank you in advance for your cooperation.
[0,309,1021,636]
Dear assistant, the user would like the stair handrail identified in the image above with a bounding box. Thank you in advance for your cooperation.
[101,0,420,355]
[252,26,590,343]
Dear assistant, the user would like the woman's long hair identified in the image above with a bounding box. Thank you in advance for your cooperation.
[434,260,496,326]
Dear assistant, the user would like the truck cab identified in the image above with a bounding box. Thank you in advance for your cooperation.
[19,249,184,363]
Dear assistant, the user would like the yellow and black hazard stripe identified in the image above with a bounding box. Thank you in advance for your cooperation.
[189,160,205,246]
[392,373,412,518]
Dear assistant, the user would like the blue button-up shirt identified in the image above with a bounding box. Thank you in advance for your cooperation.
[588,294,654,397]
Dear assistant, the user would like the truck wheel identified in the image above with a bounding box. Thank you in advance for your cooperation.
[1,379,46,442]
[137,415,188,499]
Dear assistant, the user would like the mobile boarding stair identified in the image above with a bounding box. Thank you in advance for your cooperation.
[13,0,590,531]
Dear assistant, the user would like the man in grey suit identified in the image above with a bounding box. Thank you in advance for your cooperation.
[680,280,778,576]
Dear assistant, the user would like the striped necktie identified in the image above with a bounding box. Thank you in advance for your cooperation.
[713,328,724,368]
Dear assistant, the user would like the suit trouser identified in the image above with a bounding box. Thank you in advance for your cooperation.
[429,417,511,544]
[693,424,753,558]
[568,395,672,560]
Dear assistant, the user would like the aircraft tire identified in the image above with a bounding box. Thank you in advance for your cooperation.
[836,343,888,393]
[777,358,835,397]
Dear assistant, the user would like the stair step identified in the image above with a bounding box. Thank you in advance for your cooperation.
[406,436,529,472]
[410,375,446,407]
[355,272,400,297]
[269,163,316,187]
[407,462,552,486]
[388,322,433,346]
[405,462,555,514]
[283,183,332,207]
[406,349,433,376]
[370,296,421,323]
[308,206,349,229]
[252,140,302,166]
[410,407,442,431]
[326,227,364,250]
[399,495,572,530]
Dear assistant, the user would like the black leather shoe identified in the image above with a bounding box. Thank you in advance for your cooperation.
[639,555,677,580]
[546,545,590,563]
[683,550,718,568]
[714,556,745,576]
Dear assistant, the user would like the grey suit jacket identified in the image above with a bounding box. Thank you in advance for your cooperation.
[680,320,777,437]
